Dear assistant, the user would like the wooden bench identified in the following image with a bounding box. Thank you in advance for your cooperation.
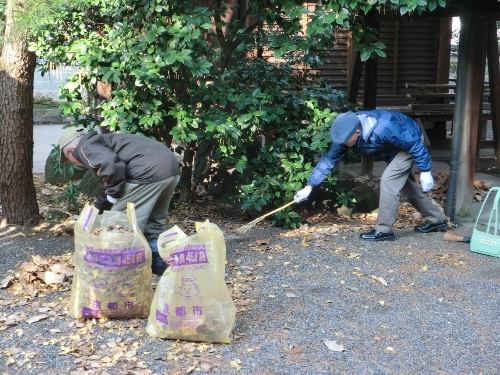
[406,83,491,111]
[402,83,492,147]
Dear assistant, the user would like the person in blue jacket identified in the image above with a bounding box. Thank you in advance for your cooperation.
[294,110,447,241]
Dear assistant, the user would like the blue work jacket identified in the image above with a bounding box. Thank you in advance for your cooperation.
[307,109,432,187]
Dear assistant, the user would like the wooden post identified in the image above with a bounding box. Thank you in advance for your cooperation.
[360,10,379,176]
[432,17,453,142]
[360,53,377,176]
[453,11,487,219]
[435,18,452,88]
[486,18,500,170]
[363,53,379,110]
[347,42,362,105]
[392,20,399,94]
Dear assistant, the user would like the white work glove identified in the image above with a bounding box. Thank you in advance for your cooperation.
[106,195,118,204]
[294,186,312,202]
[420,171,434,192]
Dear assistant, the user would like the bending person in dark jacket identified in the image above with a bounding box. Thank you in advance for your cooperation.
[294,109,447,241]
[58,128,181,274]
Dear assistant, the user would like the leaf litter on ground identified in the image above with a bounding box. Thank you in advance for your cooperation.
[0,171,493,373]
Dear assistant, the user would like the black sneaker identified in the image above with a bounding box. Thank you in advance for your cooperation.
[414,220,448,233]
[151,252,167,276]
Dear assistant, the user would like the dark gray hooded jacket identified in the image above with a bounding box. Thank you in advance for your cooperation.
[72,132,180,209]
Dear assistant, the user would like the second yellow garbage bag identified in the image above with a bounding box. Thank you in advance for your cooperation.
[68,203,153,319]
[146,220,236,343]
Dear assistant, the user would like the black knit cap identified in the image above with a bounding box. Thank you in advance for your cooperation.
[329,112,361,144]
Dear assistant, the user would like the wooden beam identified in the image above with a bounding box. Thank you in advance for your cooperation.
[374,8,461,21]
[453,11,487,219]
[406,83,456,89]
[375,1,500,20]
[486,17,500,169]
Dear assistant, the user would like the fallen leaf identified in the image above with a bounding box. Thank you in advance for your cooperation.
[230,359,242,371]
[378,301,385,306]
[323,340,346,352]
[255,238,270,245]
[50,263,71,274]
[0,276,14,288]
[200,363,211,371]
[6,357,15,366]
[125,348,137,358]
[43,271,65,284]
[41,188,53,196]
[26,314,49,324]
[421,265,428,272]
[372,275,388,287]
[31,255,49,266]
[19,262,40,273]
[302,237,312,246]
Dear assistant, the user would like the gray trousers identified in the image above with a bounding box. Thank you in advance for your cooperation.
[111,175,180,241]
[375,151,445,234]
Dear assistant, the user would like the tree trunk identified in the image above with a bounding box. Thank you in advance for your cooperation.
[190,139,215,198]
[0,0,41,226]
[179,141,195,202]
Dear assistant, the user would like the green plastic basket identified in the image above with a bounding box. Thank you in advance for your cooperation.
[470,187,500,257]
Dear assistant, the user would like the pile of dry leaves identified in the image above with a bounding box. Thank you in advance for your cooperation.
[0,253,74,300]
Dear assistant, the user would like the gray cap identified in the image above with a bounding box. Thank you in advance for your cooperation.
[329,112,361,144]
[57,127,86,162]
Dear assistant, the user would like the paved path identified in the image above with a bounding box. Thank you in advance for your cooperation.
[33,123,65,173]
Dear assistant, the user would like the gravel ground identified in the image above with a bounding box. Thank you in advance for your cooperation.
[1,208,500,375]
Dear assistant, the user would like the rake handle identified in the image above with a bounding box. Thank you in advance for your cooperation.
[246,200,296,225]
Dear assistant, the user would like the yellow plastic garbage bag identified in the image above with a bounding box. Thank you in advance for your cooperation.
[146,220,236,343]
[68,203,153,319]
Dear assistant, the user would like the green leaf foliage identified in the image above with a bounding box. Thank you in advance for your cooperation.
[28,0,445,227]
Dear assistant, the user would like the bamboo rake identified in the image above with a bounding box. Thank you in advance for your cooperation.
[236,200,296,234]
